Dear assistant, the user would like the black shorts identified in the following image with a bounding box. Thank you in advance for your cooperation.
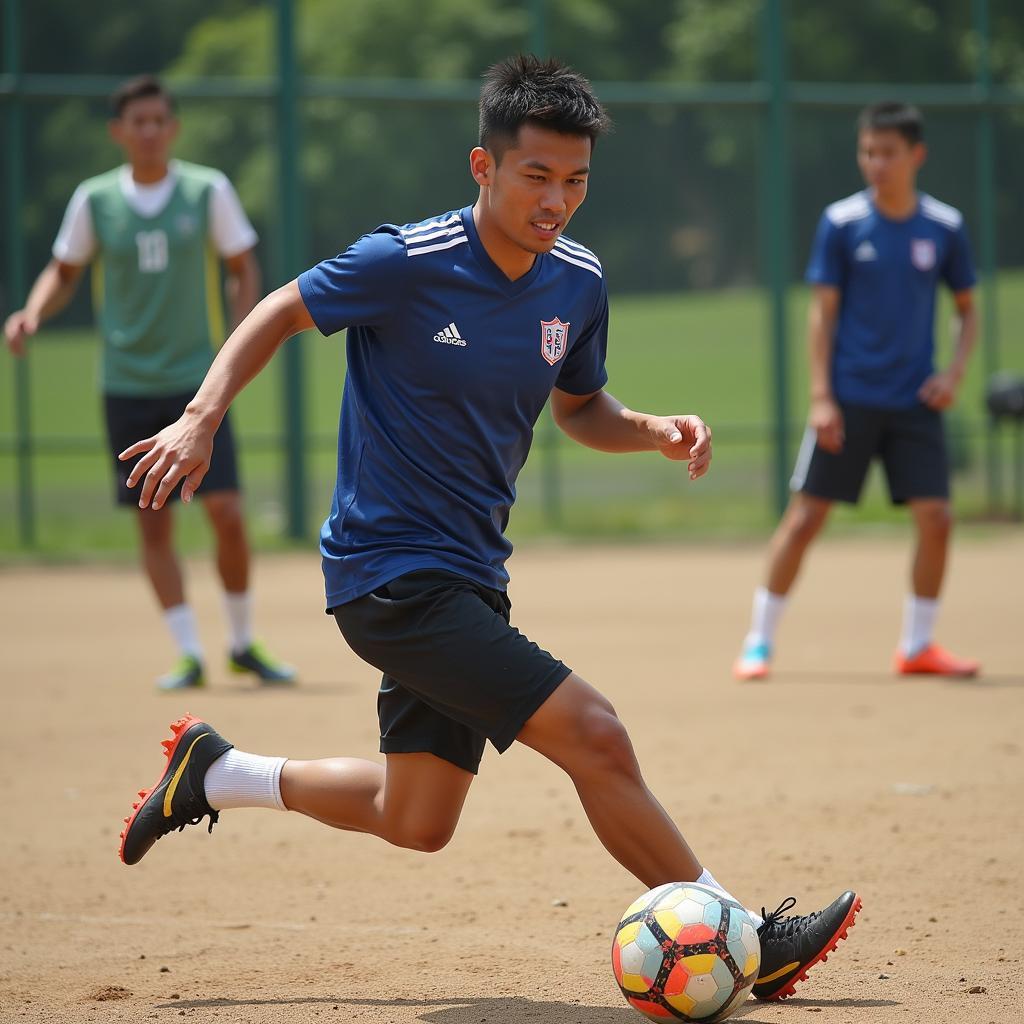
[331,570,572,774]
[104,391,241,507]
[791,402,949,505]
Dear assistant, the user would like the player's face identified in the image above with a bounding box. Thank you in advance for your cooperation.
[857,129,925,196]
[473,124,591,257]
[109,96,179,170]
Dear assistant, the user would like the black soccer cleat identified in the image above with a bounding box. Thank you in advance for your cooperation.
[753,890,862,1001]
[118,714,233,865]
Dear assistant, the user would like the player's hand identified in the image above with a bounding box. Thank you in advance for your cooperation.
[119,410,215,510]
[810,396,844,454]
[918,370,959,411]
[3,310,38,357]
[651,414,712,480]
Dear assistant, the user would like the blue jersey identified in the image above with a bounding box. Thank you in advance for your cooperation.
[805,190,976,409]
[298,206,609,608]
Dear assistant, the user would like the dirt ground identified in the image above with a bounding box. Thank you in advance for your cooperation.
[2,536,1022,1024]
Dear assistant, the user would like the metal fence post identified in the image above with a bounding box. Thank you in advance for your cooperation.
[3,0,35,547]
[276,0,308,540]
[973,0,1000,512]
[760,0,792,518]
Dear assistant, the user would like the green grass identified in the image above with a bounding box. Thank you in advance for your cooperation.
[2,272,1022,557]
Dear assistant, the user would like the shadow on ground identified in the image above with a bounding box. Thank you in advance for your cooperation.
[157,993,902,1022]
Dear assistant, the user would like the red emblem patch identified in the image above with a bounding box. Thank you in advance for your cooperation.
[540,317,571,365]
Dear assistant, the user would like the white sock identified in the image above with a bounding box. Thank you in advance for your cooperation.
[744,586,787,649]
[223,591,253,654]
[696,867,763,928]
[163,604,203,659]
[900,594,940,656]
[203,748,287,811]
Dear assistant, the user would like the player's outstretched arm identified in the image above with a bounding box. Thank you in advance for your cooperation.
[807,285,844,453]
[4,260,84,356]
[550,387,712,481]
[120,280,313,510]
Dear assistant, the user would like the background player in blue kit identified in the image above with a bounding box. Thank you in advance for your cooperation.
[735,102,980,682]
[116,56,860,1003]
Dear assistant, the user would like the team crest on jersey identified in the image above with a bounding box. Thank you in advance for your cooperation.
[540,318,571,365]
[911,238,936,271]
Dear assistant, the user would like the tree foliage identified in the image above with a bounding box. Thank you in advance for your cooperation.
[8,0,1023,310]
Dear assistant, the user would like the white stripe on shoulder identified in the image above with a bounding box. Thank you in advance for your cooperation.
[920,195,963,230]
[550,247,603,278]
[825,192,871,227]
[553,240,601,272]
[401,212,462,239]
[406,235,469,257]
[402,223,466,246]
[555,235,601,264]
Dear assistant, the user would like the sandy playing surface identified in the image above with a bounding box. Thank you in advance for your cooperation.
[2,536,1022,1023]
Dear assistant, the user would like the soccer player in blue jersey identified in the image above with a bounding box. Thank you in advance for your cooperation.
[117,56,860,1003]
[735,102,980,682]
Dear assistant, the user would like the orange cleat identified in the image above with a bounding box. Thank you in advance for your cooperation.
[893,643,980,678]
[118,714,233,865]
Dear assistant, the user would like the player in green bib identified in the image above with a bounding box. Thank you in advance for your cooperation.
[4,75,295,691]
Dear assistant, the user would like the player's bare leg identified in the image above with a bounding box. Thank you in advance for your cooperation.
[136,504,184,609]
[280,751,474,852]
[136,505,206,688]
[517,673,702,888]
[895,498,977,675]
[203,490,295,682]
[765,492,832,595]
[734,493,832,680]
[202,490,249,593]
[907,497,950,598]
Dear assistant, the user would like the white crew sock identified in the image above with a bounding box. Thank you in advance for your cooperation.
[163,604,203,659]
[900,595,940,656]
[744,586,788,649]
[223,591,253,654]
[203,748,288,811]
[696,867,763,928]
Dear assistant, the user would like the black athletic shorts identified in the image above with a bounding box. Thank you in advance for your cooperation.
[791,401,949,505]
[104,391,240,506]
[331,569,572,774]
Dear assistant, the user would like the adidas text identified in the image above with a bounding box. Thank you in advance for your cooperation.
[433,322,468,346]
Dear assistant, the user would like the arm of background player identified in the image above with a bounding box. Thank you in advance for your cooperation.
[550,388,712,481]
[918,289,977,411]
[807,284,844,453]
[223,248,262,332]
[3,260,85,356]
[121,280,314,509]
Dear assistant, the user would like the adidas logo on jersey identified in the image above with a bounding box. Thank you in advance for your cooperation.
[854,240,878,262]
[433,322,468,346]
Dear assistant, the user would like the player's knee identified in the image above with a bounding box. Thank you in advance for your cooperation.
[916,503,952,541]
[209,503,244,536]
[388,819,456,854]
[571,705,638,780]
[787,503,826,545]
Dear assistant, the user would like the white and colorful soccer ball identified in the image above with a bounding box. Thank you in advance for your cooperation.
[612,882,761,1022]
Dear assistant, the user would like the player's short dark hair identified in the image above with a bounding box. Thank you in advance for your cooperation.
[479,54,611,161]
[110,75,176,118]
[857,102,924,145]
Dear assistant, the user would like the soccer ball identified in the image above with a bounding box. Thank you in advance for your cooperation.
[612,882,761,1022]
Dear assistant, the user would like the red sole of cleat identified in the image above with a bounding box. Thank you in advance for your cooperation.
[117,713,204,864]
[763,894,863,1002]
